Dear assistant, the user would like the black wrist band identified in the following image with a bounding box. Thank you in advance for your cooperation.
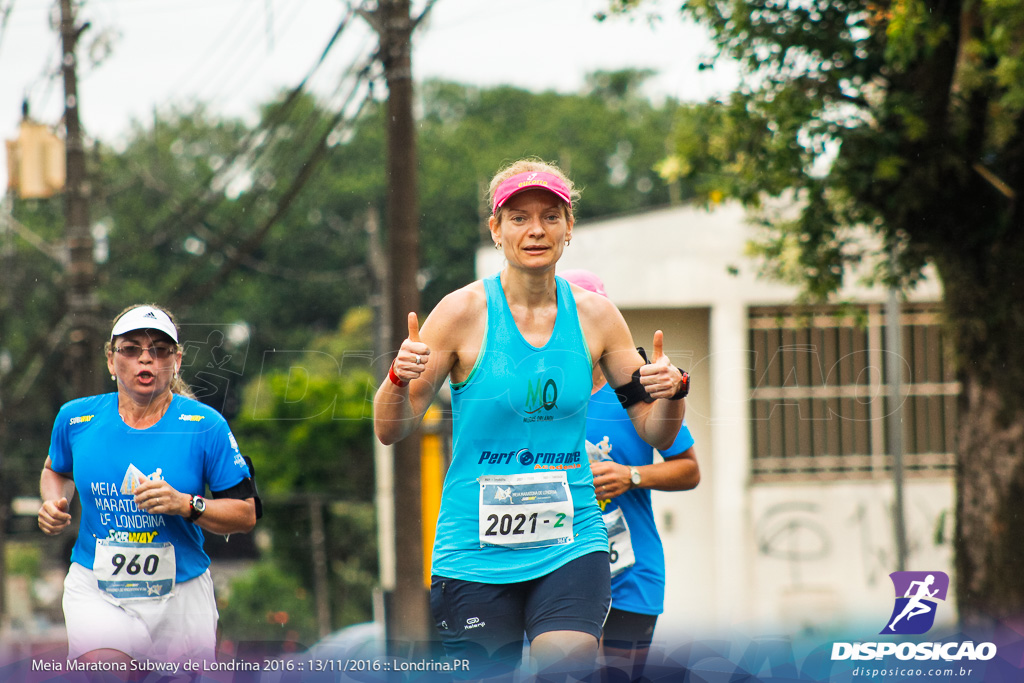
[669,370,690,400]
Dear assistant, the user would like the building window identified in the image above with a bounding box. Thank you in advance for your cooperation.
[748,303,957,482]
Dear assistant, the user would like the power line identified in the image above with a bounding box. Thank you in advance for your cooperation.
[77,3,361,253]
[176,59,381,285]
[176,7,280,107]
[108,6,361,256]
[191,218,370,284]
[0,0,16,57]
[155,20,368,267]
[144,35,382,288]
[197,2,310,109]
[18,32,63,117]
[163,0,255,99]
[168,60,378,311]
[3,3,370,403]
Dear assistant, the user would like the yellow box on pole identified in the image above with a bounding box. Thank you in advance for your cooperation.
[420,404,444,587]
[7,120,66,199]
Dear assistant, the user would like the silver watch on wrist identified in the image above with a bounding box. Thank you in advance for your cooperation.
[629,466,642,488]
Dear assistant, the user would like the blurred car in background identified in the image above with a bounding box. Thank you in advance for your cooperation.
[306,620,384,660]
[257,621,385,682]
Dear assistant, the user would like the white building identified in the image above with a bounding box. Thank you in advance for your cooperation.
[476,203,956,638]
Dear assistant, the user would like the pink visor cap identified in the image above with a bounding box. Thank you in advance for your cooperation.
[492,171,572,214]
[560,269,608,298]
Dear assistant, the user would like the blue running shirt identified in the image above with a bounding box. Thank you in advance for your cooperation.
[49,393,251,582]
[431,274,608,582]
[587,383,695,615]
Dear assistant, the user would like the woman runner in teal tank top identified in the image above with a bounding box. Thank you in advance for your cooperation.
[373,158,690,681]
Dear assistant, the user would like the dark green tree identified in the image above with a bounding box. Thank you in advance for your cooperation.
[0,195,70,520]
[216,562,319,651]
[229,307,378,633]
[608,0,1024,623]
[101,95,376,354]
[414,74,680,304]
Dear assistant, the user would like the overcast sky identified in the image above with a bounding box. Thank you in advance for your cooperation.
[1,0,739,189]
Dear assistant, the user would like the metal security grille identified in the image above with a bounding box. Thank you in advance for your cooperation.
[749,304,958,482]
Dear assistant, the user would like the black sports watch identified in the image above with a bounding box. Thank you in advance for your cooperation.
[189,494,206,522]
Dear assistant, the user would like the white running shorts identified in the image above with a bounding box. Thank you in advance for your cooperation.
[63,561,218,664]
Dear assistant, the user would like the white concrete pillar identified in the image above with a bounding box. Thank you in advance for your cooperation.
[709,300,752,628]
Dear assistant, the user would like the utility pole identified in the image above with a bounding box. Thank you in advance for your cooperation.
[886,251,908,572]
[59,0,101,398]
[380,0,428,648]
[362,0,429,650]
[309,498,332,638]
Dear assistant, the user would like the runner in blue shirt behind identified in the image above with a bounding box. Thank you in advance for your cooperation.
[561,270,700,683]
[38,304,259,668]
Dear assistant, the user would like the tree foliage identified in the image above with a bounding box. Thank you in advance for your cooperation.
[234,307,376,499]
[207,309,380,637]
[413,73,681,305]
[217,562,319,652]
[609,0,1024,622]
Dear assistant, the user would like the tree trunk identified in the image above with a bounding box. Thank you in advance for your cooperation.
[955,377,1024,625]
[940,230,1024,625]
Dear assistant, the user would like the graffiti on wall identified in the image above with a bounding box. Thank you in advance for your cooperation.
[754,490,952,590]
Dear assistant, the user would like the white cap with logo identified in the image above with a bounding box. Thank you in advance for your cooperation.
[110,306,179,343]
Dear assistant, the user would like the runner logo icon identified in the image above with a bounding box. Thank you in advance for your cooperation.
[881,570,949,635]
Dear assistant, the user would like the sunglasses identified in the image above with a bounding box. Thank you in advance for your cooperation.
[114,344,177,360]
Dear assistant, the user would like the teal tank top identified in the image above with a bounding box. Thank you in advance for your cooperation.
[431,273,608,582]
